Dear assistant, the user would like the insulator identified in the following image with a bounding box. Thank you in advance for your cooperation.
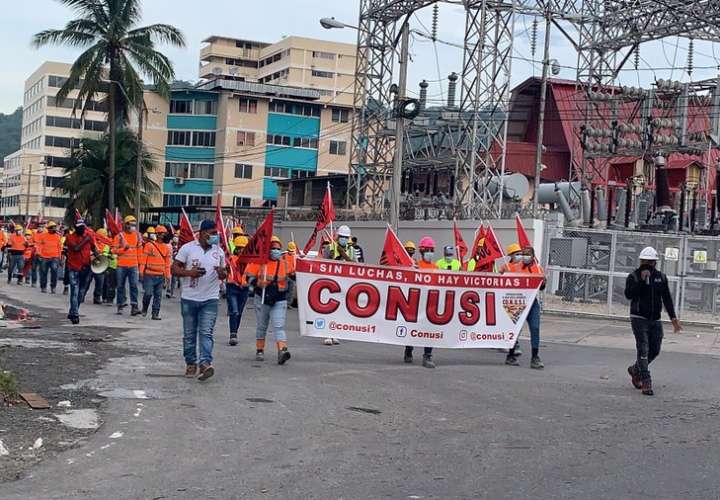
[431,3,439,42]
[530,18,538,57]
[634,45,640,70]
[687,38,694,76]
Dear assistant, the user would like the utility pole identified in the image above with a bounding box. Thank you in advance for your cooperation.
[25,163,33,223]
[532,12,552,218]
[135,99,144,223]
[40,161,47,218]
[390,21,410,233]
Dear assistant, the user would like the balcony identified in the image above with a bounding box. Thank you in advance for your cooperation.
[200,43,261,62]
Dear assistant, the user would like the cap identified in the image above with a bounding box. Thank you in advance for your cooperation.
[124,215,137,224]
[199,219,216,232]
[47,221,57,228]
[155,225,168,234]
[233,235,249,248]
[24,229,32,235]
[337,225,351,237]
[146,227,156,234]
[506,243,522,255]
[404,241,416,250]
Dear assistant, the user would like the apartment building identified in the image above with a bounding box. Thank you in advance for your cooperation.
[1,61,107,220]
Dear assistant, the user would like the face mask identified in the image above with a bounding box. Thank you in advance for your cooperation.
[149,234,157,241]
[522,255,533,264]
[127,225,136,233]
[207,234,219,246]
[16,231,22,235]
[407,250,415,257]
[444,255,453,262]
[511,254,522,263]
[270,249,283,261]
[422,252,434,263]
[49,228,56,233]
[338,237,349,247]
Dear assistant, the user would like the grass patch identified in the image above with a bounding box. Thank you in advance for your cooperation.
[0,369,20,402]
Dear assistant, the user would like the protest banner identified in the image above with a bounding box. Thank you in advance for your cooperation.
[296,259,543,349]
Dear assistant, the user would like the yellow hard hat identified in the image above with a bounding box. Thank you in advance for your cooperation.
[287,241,297,251]
[146,226,156,234]
[96,228,108,237]
[271,235,282,245]
[47,221,57,228]
[232,226,244,235]
[124,215,137,224]
[233,236,249,248]
[25,229,32,235]
[404,241,416,250]
[506,243,522,255]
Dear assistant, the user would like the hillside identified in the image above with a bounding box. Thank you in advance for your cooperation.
[0,107,22,161]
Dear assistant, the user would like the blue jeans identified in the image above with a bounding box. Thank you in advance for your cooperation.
[31,255,41,285]
[143,275,164,315]
[89,271,105,301]
[116,266,139,307]
[7,254,23,282]
[68,267,91,318]
[254,294,287,343]
[226,283,249,334]
[181,298,218,367]
[526,299,541,349]
[40,258,59,291]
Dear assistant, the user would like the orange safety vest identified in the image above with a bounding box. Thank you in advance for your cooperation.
[23,239,35,260]
[113,231,142,268]
[139,240,171,278]
[503,260,545,276]
[418,259,438,270]
[37,232,62,259]
[228,255,249,287]
[245,255,295,292]
[8,233,25,252]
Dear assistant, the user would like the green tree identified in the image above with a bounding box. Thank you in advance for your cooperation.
[59,129,159,226]
[33,0,185,211]
[0,107,22,160]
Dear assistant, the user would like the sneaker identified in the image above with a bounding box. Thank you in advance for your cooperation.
[530,356,545,370]
[403,348,413,364]
[51,288,56,294]
[422,356,436,368]
[63,286,68,295]
[151,314,161,321]
[627,365,642,389]
[31,283,36,288]
[93,299,102,305]
[198,364,215,381]
[131,306,142,317]
[41,288,47,294]
[185,365,197,378]
[641,382,654,396]
[229,334,238,346]
[255,350,265,362]
[505,354,519,366]
[116,307,124,316]
[332,338,340,345]
[278,348,291,365]
[514,347,523,356]
[323,338,333,346]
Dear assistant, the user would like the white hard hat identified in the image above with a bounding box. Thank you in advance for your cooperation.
[337,225,351,237]
[639,246,659,260]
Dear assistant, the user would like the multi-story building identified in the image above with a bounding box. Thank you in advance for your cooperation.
[1,61,107,220]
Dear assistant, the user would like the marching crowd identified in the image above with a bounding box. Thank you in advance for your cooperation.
[0,216,682,395]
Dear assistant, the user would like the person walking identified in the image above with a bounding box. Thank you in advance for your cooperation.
[436,245,461,271]
[324,225,357,345]
[0,225,8,271]
[404,236,439,368]
[89,228,112,304]
[30,222,46,287]
[22,229,36,284]
[624,246,682,396]
[139,226,171,320]
[37,221,62,294]
[404,241,417,262]
[6,225,27,285]
[226,235,250,346]
[64,219,96,325]
[171,220,226,381]
[351,236,365,263]
[245,236,295,365]
[499,243,545,369]
[286,241,299,308]
[113,215,142,316]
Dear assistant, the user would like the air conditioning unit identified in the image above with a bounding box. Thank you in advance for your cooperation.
[174,177,186,186]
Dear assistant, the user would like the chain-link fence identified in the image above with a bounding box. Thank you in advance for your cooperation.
[541,225,715,323]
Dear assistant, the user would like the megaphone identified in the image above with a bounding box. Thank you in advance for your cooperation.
[91,255,109,275]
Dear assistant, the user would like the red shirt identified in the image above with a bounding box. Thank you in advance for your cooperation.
[65,232,96,271]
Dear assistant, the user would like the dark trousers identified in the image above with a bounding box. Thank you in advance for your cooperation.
[226,283,249,334]
[630,317,664,383]
[405,346,433,357]
[103,268,117,303]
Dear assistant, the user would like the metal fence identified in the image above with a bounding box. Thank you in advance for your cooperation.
[541,225,720,324]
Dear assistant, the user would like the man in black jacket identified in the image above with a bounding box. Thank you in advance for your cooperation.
[624,246,682,396]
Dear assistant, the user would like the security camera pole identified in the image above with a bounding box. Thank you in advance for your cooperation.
[532,10,552,218]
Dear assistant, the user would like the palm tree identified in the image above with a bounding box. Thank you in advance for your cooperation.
[59,129,160,226]
[33,0,185,212]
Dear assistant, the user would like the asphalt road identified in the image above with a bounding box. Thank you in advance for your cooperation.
[1,282,719,500]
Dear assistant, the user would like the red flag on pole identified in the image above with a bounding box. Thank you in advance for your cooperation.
[303,183,336,254]
[178,208,195,247]
[473,224,504,272]
[453,220,468,268]
[105,209,122,235]
[379,225,415,267]
[238,210,274,264]
[515,213,531,248]
[470,223,487,258]
[214,192,231,257]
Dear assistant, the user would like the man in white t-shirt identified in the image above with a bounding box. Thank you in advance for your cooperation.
[171,219,227,381]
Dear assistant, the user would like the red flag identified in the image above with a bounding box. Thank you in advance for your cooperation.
[515,214,531,249]
[214,192,231,257]
[74,209,83,223]
[453,220,468,268]
[105,209,122,236]
[470,224,487,258]
[238,210,274,264]
[178,208,195,247]
[473,224,504,271]
[379,225,415,267]
[303,183,336,254]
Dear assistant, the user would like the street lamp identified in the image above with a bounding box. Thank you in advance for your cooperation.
[320,17,357,30]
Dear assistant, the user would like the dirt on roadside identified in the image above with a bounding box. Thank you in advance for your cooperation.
[0,300,135,482]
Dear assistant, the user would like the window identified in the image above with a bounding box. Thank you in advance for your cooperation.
[45,136,81,149]
[193,100,217,115]
[167,130,192,146]
[187,195,212,206]
[163,194,186,207]
[234,164,253,179]
[237,131,256,147]
[225,58,258,69]
[192,131,216,147]
[268,100,320,117]
[239,98,257,113]
[264,166,289,178]
[312,70,334,79]
[170,100,192,114]
[45,156,74,168]
[312,51,336,60]
[291,170,311,179]
[47,96,107,112]
[44,196,67,208]
[48,75,69,88]
[332,108,350,123]
[190,163,214,179]
[234,196,251,208]
[165,162,189,178]
[329,140,347,156]
[45,176,64,188]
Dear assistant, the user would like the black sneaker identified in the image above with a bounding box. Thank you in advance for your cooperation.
[51,288,56,294]
[278,348,291,365]
[505,354,519,366]
[641,382,654,396]
[141,307,148,317]
[255,350,265,362]
[63,286,68,295]
[131,306,142,316]
[530,356,544,370]
[151,314,161,321]
[403,347,413,364]
[422,355,436,368]
[229,334,238,346]
[41,288,47,294]
[627,365,642,389]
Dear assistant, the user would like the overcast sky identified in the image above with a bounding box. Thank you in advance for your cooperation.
[2,0,719,114]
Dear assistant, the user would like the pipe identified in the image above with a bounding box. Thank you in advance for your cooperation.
[596,187,607,223]
[537,181,581,204]
[581,186,592,225]
[690,188,697,233]
[606,187,614,227]
[654,155,672,212]
[447,72,458,108]
[419,80,428,112]
[678,186,686,232]
[624,182,632,228]
[555,186,578,227]
[589,186,596,228]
